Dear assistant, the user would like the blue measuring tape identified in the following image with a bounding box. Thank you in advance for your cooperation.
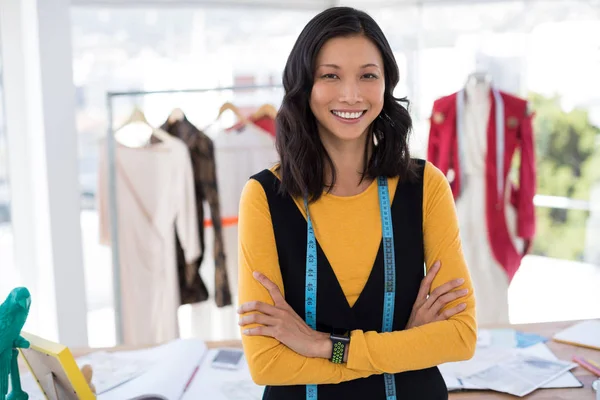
[304,197,318,399]
[304,177,397,400]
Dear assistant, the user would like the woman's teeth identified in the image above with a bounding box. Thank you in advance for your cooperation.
[332,110,365,120]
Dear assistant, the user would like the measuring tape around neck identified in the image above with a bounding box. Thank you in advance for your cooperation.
[304,177,397,400]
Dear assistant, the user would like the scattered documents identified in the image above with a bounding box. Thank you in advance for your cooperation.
[466,354,577,397]
[440,328,581,396]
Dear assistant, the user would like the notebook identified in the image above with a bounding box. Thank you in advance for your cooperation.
[553,320,600,351]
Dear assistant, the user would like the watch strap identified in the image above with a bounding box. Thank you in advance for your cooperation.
[330,333,350,364]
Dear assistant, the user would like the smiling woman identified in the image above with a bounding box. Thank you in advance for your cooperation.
[237,6,476,400]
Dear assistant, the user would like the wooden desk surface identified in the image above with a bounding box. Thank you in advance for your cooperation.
[72,320,598,400]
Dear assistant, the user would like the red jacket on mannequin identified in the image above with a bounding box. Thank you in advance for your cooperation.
[427,89,536,281]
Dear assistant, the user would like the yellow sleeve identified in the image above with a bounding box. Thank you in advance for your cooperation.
[346,161,477,373]
[238,178,376,386]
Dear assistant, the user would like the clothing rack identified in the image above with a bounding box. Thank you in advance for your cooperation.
[105,84,283,344]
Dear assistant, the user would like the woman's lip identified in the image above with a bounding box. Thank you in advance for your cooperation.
[331,109,367,113]
[330,110,366,124]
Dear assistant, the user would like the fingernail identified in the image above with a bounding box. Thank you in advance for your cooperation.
[458,289,469,295]
[433,261,441,269]
[455,278,465,285]
[253,271,261,279]
[459,303,467,309]
[243,329,250,335]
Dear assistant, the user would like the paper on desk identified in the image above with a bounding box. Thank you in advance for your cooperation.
[439,346,515,379]
[77,351,154,394]
[465,354,577,397]
[99,338,208,400]
[181,348,264,400]
[553,320,600,350]
[519,343,582,389]
[440,343,581,392]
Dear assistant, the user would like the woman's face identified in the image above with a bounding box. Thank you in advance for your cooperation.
[310,35,385,145]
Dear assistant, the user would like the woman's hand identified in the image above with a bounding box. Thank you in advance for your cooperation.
[406,260,469,329]
[238,271,331,359]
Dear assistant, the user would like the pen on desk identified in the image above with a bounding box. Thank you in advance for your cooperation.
[183,365,200,393]
[572,356,600,377]
[587,358,600,370]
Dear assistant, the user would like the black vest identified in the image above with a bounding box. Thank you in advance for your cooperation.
[251,159,447,400]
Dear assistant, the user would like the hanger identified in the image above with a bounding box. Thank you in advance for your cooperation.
[217,102,250,125]
[115,106,151,131]
[167,108,185,125]
[114,106,170,145]
[251,104,277,121]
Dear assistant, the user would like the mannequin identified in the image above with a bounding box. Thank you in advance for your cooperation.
[454,76,522,325]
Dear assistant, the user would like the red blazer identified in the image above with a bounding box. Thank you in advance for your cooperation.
[427,90,536,281]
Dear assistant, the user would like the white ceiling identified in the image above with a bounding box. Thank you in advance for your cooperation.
[69,0,534,8]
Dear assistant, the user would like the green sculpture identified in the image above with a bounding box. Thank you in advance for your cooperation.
[0,288,32,400]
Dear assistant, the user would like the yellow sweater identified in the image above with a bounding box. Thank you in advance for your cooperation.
[238,161,477,386]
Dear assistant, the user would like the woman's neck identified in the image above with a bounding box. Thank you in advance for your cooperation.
[322,131,373,197]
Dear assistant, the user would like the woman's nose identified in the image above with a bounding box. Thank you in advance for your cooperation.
[339,81,363,104]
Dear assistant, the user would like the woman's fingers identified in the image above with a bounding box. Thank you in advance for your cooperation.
[242,325,276,338]
[435,303,468,321]
[253,271,287,306]
[238,300,280,316]
[238,312,279,327]
[429,288,469,316]
[424,277,465,309]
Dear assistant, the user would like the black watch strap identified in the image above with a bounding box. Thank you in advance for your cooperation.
[330,333,350,364]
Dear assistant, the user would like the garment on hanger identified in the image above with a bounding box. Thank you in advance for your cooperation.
[213,122,279,291]
[161,114,232,308]
[427,79,536,325]
[98,131,200,345]
[250,115,276,136]
[226,114,277,137]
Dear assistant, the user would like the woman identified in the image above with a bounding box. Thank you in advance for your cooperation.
[237,7,476,400]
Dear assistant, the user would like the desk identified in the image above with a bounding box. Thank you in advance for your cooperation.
[70,320,598,399]
[448,320,599,400]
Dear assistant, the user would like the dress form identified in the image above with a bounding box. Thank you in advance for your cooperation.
[455,78,513,325]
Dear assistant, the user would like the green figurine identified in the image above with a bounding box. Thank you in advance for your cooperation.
[0,287,32,400]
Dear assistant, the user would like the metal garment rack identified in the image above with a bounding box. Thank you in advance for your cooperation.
[105,83,283,344]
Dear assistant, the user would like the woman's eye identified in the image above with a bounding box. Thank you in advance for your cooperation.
[363,73,379,79]
[321,74,338,79]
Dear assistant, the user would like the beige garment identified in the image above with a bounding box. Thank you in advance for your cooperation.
[455,80,522,325]
[186,123,278,341]
[98,132,200,345]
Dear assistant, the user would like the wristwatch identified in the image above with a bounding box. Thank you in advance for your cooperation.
[329,333,350,364]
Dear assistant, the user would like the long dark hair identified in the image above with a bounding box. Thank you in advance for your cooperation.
[276,6,416,201]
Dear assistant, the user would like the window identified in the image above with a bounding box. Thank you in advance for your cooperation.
[0,40,17,298]
[71,6,314,345]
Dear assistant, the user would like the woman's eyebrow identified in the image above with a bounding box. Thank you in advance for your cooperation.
[317,64,341,69]
[317,63,380,69]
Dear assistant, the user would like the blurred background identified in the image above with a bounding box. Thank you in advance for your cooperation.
[0,0,599,348]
